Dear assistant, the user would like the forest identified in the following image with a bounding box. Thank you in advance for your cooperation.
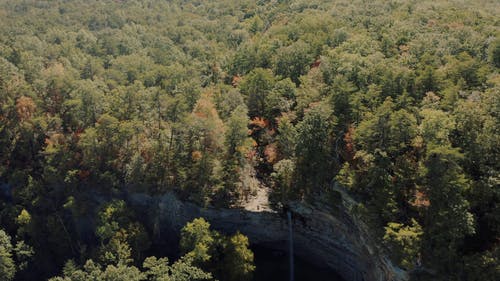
[0,0,498,280]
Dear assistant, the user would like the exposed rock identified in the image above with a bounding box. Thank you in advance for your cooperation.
[127,191,408,281]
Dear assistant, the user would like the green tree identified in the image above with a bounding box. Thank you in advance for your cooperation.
[265,78,296,123]
[276,115,296,159]
[50,255,212,281]
[346,99,419,223]
[294,104,335,196]
[419,108,455,147]
[328,74,357,128]
[273,40,314,85]
[49,259,144,281]
[219,105,252,205]
[355,99,417,158]
[0,229,16,281]
[96,200,150,265]
[239,68,275,118]
[222,232,255,281]
[144,256,212,281]
[62,79,105,129]
[488,37,500,67]
[180,218,214,264]
[179,218,254,281]
[463,246,500,281]
[422,147,475,275]
[181,93,226,204]
[383,219,422,270]
[271,159,295,205]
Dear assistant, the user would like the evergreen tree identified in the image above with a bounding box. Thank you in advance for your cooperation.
[422,147,475,276]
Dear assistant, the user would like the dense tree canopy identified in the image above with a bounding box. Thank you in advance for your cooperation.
[0,0,498,280]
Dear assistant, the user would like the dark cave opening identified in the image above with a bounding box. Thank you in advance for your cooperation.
[251,243,346,281]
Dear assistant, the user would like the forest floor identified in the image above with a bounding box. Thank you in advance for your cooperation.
[243,183,271,212]
[240,163,272,212]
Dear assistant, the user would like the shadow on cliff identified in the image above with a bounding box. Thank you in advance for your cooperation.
[126,191,407,281]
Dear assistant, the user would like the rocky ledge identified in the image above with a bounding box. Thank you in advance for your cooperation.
[127,189,407,281]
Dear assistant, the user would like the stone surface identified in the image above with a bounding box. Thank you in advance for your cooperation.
[127,191,408,281]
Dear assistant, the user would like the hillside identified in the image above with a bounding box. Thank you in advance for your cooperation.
[0,0,499,280]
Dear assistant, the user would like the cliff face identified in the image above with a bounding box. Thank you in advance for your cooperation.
[128,191,408,281]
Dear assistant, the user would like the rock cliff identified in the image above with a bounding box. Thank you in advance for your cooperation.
[127,190,407,281]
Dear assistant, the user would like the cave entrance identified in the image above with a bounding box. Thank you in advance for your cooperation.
[251,243,346,281]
